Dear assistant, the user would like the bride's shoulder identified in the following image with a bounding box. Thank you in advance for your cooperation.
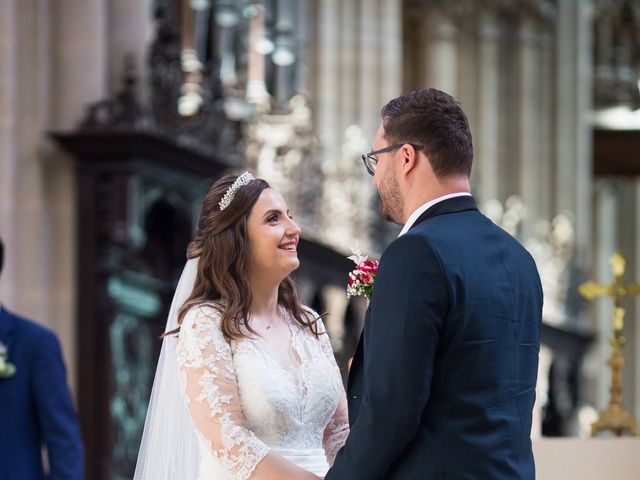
[181,302,224,330]
[177,303,230,364]
[300,305,327,334]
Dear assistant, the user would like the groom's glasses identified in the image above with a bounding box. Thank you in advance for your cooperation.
[361,143,423,175]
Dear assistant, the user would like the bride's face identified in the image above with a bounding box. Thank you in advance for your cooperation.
[246,188,301,282]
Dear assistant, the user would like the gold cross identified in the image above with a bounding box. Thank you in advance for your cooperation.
[580,252,640,335]
[579,252,639,436]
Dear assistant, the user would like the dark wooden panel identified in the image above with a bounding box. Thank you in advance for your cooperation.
[594,129,640,176]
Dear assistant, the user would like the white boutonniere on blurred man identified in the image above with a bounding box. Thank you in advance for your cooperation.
[0,342,16,379]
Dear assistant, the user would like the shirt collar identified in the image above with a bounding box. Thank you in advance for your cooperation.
[398,192,472,237]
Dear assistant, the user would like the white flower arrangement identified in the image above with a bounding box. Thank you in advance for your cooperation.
[0,342,16,379]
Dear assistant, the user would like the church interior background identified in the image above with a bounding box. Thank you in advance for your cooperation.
[1,0,640,478]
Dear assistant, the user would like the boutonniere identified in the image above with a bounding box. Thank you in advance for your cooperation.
[346,242,379,299]
[0,342,16,379]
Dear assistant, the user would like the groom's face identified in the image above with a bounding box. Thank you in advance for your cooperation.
[372,124,403,224]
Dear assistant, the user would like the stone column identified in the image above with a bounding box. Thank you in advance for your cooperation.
[315,0,343,241]
[517,17,542,237]
[554,0,577,216]
[379,0,402,105]
[358,0,381,140]
[574,0,594,261]
[593,178,618,409]
[634,180,640,420]
[0,0,18,303]
[419,10,458,97]
[457,12,478,155]
[340,0,358,130]
[476,11,501,204]
[6,0,49,325]
[617,179,640,421]
[538,27,555,221]
[555,0,593,259]
[317,0,340,162]
[48,0,109,391]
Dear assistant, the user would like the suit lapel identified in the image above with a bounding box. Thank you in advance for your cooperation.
[347,306,370,391]
[347,338,362,391]
[409,195,478,232]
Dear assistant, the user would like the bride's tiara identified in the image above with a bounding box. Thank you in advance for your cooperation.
[218,171,256,211]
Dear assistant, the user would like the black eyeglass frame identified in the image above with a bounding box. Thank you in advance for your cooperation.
[360,143,424,175]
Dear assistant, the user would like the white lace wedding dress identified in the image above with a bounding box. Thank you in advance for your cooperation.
[175,304,349,479]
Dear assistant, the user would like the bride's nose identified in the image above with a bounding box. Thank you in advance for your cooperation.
[286,217,301,237]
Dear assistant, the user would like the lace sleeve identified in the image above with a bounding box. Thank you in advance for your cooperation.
[176,305,269,479]
[317,318,350,466]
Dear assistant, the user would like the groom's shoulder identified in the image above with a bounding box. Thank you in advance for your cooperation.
[381,231,440,266]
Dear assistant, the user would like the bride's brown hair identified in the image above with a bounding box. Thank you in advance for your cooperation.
[169,173,319,340]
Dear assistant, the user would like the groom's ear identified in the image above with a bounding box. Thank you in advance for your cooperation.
[400,143,420,176]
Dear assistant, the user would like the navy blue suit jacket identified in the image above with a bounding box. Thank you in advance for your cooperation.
[326,196,543,480]
[0,307,84,480]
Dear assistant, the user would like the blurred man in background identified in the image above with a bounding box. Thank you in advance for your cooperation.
[0,237,84,479]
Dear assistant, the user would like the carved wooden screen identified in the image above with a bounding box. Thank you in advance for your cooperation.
[52,131,230,479]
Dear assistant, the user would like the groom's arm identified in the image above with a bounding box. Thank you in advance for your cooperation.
[326,234,447,480]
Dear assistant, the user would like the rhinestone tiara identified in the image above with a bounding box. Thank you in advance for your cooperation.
[218,171,256,211]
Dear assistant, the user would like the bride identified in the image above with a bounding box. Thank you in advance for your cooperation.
[134,172,349,479]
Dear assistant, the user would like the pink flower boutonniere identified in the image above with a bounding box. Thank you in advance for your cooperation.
[346,244,379,299]
[0,342,16,379]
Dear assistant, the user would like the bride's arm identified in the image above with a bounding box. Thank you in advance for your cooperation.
[323,391,349,466]
[318,321,350,466]
[177,305,320,480]
[252,452,321,479]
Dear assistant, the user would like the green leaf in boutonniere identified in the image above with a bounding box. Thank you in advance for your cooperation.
[0,342,16,379]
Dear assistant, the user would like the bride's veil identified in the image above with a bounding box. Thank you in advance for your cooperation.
[133,257,201,479]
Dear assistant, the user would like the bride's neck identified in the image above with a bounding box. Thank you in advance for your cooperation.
[250,277,281,318]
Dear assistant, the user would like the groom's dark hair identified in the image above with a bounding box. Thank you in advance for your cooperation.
[381,88,473,178]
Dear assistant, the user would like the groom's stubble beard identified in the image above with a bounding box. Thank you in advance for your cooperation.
[378,168,403,224]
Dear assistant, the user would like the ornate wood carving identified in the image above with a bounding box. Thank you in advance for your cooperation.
[594,0,640,109]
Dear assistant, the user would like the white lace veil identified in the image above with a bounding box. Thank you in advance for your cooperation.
[133,257,201,479]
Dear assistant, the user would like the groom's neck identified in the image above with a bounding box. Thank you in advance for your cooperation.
[401,175,471,224]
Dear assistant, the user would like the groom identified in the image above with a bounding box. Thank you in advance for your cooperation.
[325,89,542,480]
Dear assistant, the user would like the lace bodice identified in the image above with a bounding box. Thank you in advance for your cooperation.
[176,304,349,479]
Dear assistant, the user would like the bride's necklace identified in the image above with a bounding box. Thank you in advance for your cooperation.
[265,316,274,330]
[253,310,277,330]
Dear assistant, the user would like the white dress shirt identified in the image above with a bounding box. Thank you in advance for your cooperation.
[398,192,472,237]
